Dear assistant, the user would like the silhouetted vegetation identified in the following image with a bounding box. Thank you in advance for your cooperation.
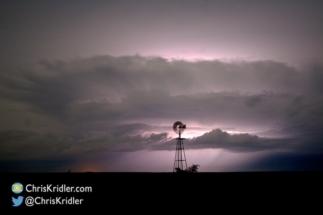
[174,164,200,173]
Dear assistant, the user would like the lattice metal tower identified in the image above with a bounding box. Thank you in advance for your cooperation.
[173,121,187,172]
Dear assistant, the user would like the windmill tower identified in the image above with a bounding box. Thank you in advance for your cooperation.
[173,121,187,172]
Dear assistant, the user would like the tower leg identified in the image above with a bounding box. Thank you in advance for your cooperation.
[173,138,187,172]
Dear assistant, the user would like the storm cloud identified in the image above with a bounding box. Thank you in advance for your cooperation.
[1,55,323,162]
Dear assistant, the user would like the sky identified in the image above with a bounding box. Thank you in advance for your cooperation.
[1,0,323,172]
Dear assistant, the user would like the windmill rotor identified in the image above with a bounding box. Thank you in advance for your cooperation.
[173,121,186,134]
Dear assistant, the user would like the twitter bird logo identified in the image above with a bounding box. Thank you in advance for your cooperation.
[12,196,24,207]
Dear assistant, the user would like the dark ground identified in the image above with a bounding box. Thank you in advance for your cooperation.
[1,172,322,212]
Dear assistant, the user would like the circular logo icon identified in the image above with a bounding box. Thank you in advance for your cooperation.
[12,183,23,194]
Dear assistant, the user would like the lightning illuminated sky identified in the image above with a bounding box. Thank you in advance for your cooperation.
[1,0,323,172]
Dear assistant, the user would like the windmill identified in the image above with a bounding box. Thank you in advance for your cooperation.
[173,121,187,172]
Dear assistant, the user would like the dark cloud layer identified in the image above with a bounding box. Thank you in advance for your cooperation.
[0,127,292,160]
[0,55,323,163]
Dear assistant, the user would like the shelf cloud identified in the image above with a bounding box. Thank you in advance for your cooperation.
[1,56,323,163]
